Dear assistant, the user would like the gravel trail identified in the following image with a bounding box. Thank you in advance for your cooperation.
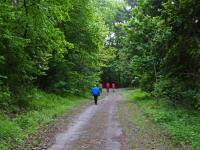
[48,92,129,150]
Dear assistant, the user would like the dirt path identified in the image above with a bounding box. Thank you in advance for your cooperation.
[47,92,129,150]
[45,91,179,150]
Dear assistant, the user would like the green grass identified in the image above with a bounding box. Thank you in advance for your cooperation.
[0,90,90,150]
[124,89,200,150]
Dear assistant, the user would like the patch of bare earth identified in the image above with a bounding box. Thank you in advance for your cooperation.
[118,97,187,150]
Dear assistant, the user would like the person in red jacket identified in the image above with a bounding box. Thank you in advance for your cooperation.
[106,82,110,93]
[112,83,116,92]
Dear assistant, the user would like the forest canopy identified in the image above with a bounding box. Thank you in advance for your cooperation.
[104,0,200,108]
[0,0,199,110]
[0,0,125,110]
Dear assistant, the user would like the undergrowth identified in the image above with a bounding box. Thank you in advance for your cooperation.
[125,89,200,150]
[0,89,89,149]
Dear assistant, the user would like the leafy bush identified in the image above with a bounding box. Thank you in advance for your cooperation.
[140,73,155,92]
[154,78,199,108]
[0,86,11,110]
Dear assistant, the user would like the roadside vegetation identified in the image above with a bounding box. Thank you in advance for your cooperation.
[0,90,90,149]
[0,0,125,111]
[104,0,200,109]
[125,89,200,149]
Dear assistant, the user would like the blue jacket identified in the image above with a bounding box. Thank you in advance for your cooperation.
[91,87,100,96]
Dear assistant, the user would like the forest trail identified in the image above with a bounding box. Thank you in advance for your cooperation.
[46,91,176,150]
[48,92,130,150]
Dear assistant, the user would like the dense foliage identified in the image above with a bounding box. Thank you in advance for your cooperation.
[0,0,199,126]
[0,0,122,110]
[0,0,199,148]
[106,0,200,108]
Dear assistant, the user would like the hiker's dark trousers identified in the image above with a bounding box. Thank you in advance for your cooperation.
[106,88,109,93]
[94,96,98,105]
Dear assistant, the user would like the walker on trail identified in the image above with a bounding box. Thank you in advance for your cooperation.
[106,82,110,93]
[112,83,116,92]
[91,85,101,105]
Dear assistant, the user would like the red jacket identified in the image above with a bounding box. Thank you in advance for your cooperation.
[106,83,110,89]
[112,83,116,89]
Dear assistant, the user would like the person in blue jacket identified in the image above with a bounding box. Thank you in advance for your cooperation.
[91,85,100,105]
